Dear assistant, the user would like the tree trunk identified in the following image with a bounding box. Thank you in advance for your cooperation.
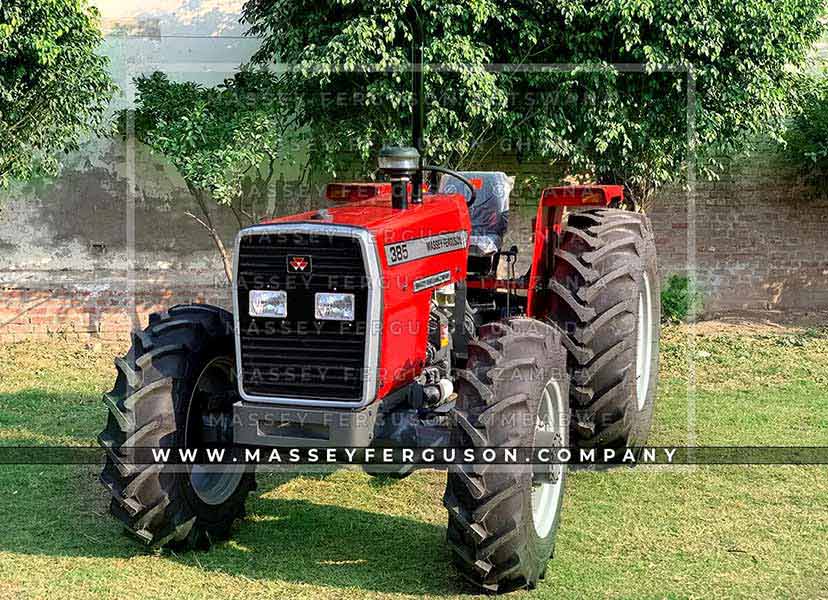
[186,187,234,285]
[211,231,235,286]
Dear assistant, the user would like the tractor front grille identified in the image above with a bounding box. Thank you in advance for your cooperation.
[235,229,372,403]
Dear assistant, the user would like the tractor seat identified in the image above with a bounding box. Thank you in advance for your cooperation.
[439,171,512,257]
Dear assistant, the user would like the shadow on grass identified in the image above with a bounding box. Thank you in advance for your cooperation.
[0,465,464,596]
[175,489,462,596]
[0,383,465,595]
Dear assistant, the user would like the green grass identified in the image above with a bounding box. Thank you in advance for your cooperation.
[0,325,827,599]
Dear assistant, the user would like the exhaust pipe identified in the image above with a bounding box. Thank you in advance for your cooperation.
[409,4,425,204]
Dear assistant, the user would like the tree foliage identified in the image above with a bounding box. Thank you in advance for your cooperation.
[126,70,301,283]
[0,0,114,188]
[243,0,507,177]
[242,0,825,207]
[783,72,828,186]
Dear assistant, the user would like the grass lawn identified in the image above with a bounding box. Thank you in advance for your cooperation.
[0,323,826,599]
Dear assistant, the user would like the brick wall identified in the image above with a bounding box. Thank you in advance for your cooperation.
[649,170,828,312]
[0,287,231,343]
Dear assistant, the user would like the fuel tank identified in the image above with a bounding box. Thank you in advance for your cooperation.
[257,190,471,401]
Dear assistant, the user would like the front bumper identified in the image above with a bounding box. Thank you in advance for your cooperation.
[233,401,380,448]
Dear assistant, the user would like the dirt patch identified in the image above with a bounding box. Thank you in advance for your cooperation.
[696,309,828,335]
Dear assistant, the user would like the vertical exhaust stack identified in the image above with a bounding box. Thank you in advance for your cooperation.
[409,4,425,204]
[378,4,426,209]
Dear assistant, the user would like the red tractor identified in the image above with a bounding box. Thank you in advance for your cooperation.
[97,15,660,593]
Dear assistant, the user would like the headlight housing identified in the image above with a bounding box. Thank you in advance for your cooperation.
[249,290,287,318]
[315,292,355,321]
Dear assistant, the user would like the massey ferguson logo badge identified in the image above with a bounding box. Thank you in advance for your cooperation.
[287,256,311,272]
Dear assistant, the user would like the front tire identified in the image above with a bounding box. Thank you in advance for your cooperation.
[98,304,255,548]
[444,318,569,593]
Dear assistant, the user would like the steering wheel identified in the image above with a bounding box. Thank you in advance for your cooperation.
[423,165,477,207]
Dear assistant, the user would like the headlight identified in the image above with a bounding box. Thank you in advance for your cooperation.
[249,290,287,318]
[315,292,355,321]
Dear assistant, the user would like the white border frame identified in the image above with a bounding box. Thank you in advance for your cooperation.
[232,223,383,409]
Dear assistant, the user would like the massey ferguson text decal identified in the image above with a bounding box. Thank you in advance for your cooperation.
[385,231,468,266]
[413,270,452,292]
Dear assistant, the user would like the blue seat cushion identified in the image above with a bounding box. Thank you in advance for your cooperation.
[439,171,512,257]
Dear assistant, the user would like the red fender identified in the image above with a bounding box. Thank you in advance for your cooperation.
[526,185,623,317]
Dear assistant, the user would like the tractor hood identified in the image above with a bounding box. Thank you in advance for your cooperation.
[259,191,471,249]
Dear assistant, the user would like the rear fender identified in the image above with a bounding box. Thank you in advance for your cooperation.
[526,185,623,317]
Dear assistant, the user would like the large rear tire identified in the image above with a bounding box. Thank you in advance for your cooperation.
[98,304,255,548]
[444,318,569,593]
[548,208,660,452]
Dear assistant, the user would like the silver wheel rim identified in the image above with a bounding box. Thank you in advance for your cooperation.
[191,463,244,506]
[186,357,244,506]
[635,272,654,411]
[531,378,566,539]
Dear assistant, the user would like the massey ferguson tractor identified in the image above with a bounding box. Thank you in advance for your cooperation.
[97,12,660,593]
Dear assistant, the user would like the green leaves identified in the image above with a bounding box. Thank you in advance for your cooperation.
[782,72,828,186]
[242,0,507,171]
[661,274,703,323]
[125,69,301,217]
[242,0,824,205]
[122,69,304,282]
[0,0,115,188]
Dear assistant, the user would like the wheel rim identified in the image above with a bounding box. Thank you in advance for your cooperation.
[635,272,654,411]
[186,357,244,506]
[531,378,566,539]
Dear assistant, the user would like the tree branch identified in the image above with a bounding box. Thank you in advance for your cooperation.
[184,210,212,233]
[229,205,245,229]
[189,191,234,285]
